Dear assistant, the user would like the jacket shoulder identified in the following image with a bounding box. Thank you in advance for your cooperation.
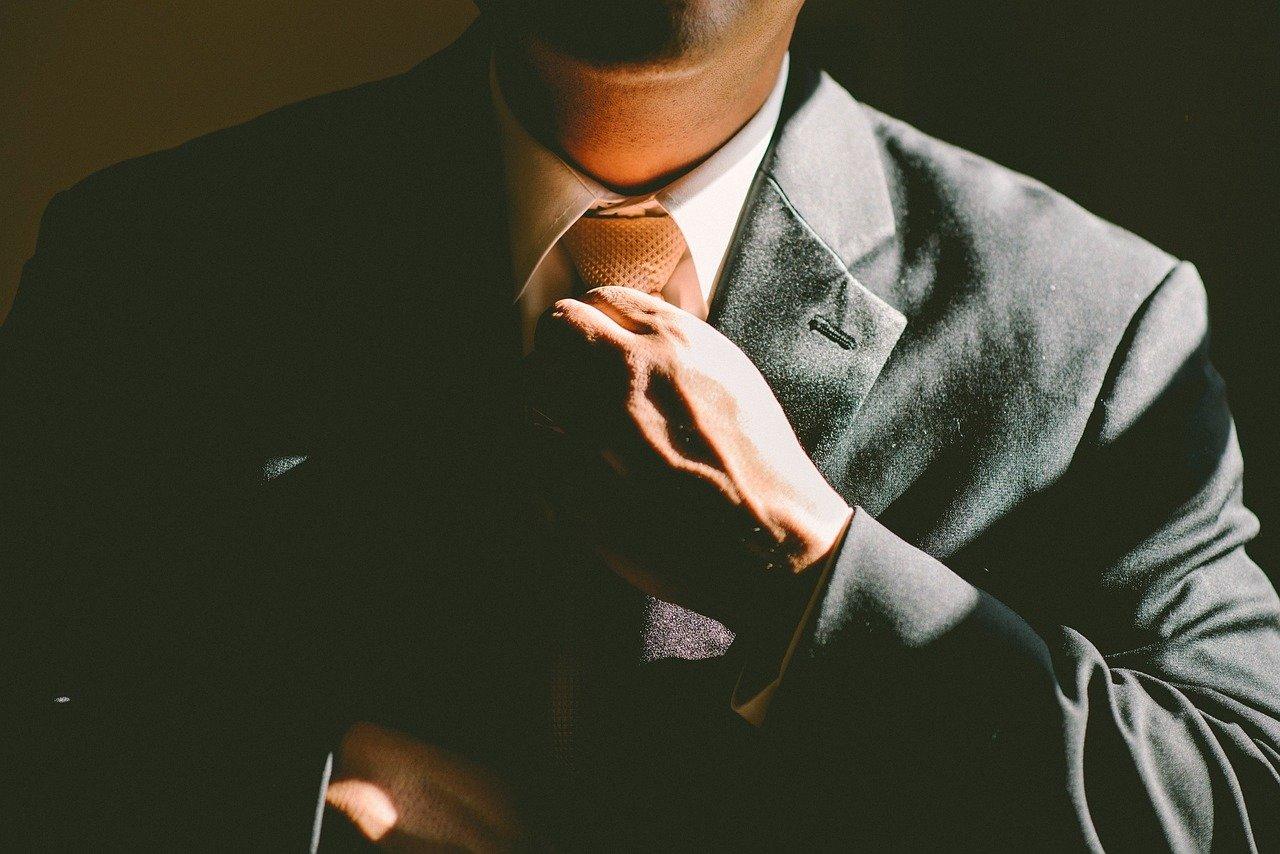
[28,31,486,278]
[867,106,1179,316]
[862,105,1192,416]
[32,72,427,270]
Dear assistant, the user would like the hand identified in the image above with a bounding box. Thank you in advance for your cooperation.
[524,286,853,632]
[325,723,529,852]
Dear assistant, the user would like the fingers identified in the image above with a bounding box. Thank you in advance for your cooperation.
[577,285,675,334]
[527,287,688,463]
[336,722,512,824]
[534,295,632,354]
[329,722,527,850]
[527,301,628,436]
[325,779,398,843]
[533,286,686,358]
[528,293,639,434]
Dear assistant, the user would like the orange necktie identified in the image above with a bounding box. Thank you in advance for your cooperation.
[561,211,688,296]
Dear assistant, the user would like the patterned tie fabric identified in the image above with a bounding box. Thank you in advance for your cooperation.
[561,212,687,296]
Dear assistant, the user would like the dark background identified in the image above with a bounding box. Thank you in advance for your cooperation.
[3,1,1278,576]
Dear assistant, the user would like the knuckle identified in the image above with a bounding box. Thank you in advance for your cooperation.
[622,347,650,377]
[661,319,692,348]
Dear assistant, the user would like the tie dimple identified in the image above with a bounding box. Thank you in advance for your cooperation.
[561,212,687,296]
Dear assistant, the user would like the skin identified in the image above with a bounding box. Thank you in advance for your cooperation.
[328,2,855,846]
[326,723,529,851]
[486,0,807,192]
[527,287,853,630]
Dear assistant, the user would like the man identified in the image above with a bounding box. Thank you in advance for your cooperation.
[5,1,1279,850]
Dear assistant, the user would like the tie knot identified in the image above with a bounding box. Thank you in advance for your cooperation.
[561,212,687,296]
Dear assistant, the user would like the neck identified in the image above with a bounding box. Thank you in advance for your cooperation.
[494,32,792,195]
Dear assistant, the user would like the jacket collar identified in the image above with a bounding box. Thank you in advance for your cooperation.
[708,58,906,475]
[764,59,898,271]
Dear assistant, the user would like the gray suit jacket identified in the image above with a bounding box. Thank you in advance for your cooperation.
[6,23,1280,851]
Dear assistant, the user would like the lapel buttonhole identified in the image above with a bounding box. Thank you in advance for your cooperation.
[808,313,858,350]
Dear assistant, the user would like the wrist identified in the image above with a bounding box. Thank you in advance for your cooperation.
[730,500,852,635]
[789,495,855,574]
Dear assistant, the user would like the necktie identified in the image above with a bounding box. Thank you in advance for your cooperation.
[561,212,687,296]
[544,209,735,789]
[551,209,688,773]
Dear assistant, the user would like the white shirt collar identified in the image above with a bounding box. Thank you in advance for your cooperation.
[490,53,790,310]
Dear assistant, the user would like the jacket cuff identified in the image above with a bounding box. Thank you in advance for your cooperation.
[811,507,981,651]
[773,507,1058,736]
[730,509,854,726]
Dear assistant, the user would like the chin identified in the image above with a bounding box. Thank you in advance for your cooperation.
[481,0,750,67]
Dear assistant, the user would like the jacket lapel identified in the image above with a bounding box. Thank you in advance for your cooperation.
[709,61,905,482]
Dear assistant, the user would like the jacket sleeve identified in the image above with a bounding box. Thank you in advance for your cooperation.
[768,262,1280,851]
[2,192,107,702]
[1,191,333,850]
[2,192,118,844]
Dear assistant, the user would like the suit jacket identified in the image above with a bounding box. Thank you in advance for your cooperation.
[5,23,1280,852]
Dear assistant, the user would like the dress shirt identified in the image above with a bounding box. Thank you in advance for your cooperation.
[491,54,790,354]
[490,53,833,726]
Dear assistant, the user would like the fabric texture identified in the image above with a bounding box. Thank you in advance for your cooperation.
[561,212,687,296]
[4,21,1280,851]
